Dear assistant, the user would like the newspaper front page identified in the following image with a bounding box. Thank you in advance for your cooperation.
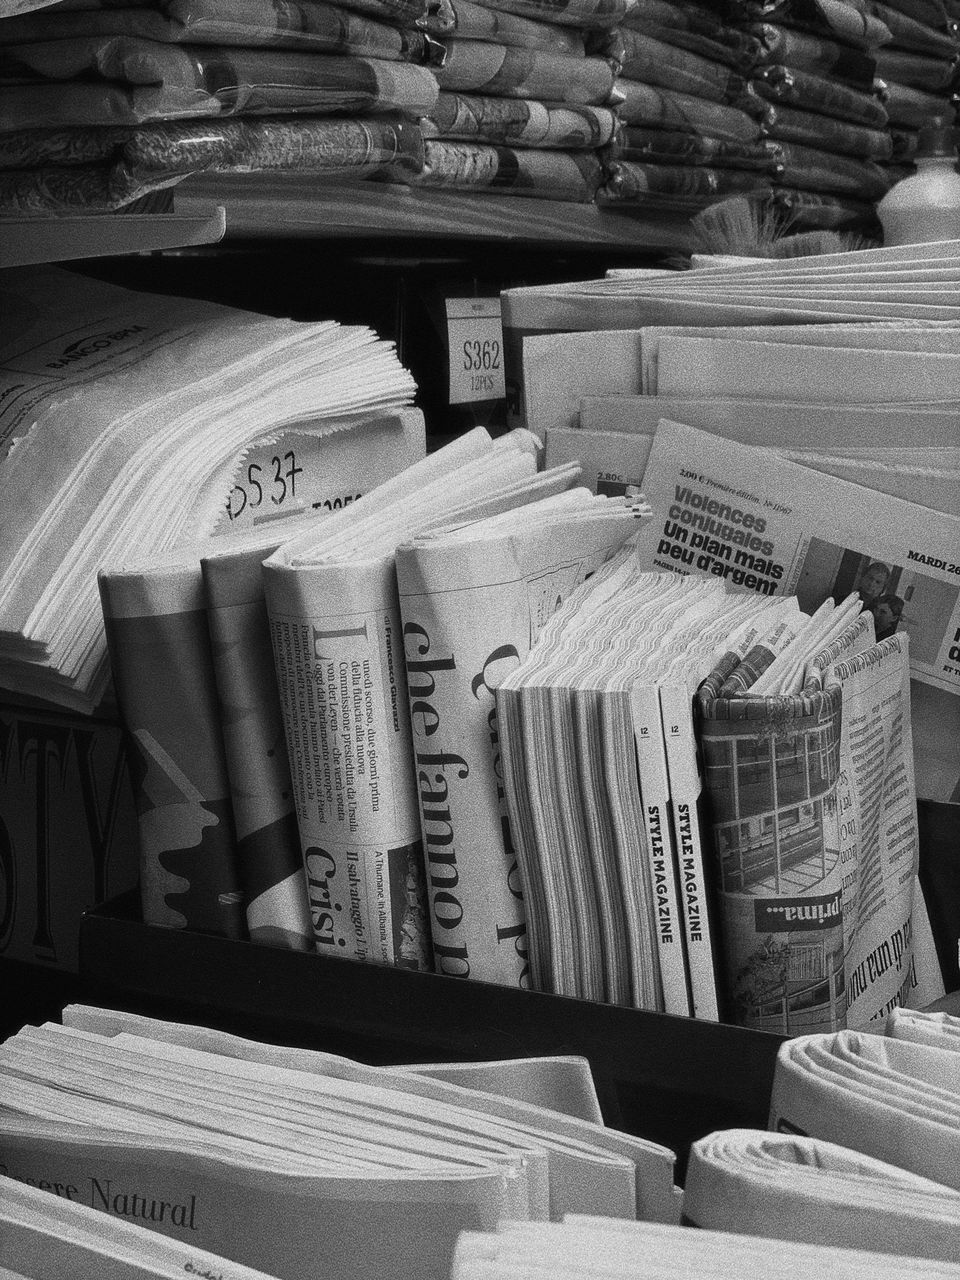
[635,418,960,804]
[635,420,952,1030]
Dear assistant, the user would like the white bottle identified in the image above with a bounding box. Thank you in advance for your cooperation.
[877,116,960,245]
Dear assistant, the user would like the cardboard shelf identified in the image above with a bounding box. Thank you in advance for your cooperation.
[79,891,784,1171]
[0,205,226,269]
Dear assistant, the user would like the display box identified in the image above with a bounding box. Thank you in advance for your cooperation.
[79,891,785,1171]
[0,701,139,972]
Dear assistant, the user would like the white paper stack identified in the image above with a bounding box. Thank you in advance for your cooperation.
[503,239,960,431]
[769,1029,960,1192]
[495,555,799,1017]
[0,1006,679,1280]
[450,1216,960,1278]
[394,488,650,988]
[0,266,416,712]
[682,1128,960,1262]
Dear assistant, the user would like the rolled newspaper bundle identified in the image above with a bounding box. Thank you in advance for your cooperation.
[887,1007,960,1053]
[683,1127,960,1261]
[769,1029,960,1191]
[450,1216,960,1277]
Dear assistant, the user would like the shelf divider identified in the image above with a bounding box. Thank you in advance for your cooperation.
[0,205,226,269]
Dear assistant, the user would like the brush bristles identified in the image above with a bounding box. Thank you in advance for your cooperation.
[689,195,788,258]
[690,195,871,260]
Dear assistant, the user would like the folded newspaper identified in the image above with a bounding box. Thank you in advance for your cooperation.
[394,489,650,987]
[500,239,960,433]
[769,1026,960,1193]
[262,427,592,971]
[696,610,936,1034]
[887,1006,960,1052]
[0,1004,679,1280]
[449,1216,960,1278]
[682,1128,960,1261]
[2,1174,286,1280]
[0,267,416,713]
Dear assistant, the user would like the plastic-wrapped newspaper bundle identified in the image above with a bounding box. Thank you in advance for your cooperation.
[602,1,773,211]
[395,489,649,986]
[0,117,426,214]
[736,0,895,231]
[388,0,626,201]
[0,0,441,211]
[597,0,895,227]
[262,427,591,970]
[869,0,960,173]
[769,1022,960,1192]
[682,1128,960,1261]
[449,1216,960,1277]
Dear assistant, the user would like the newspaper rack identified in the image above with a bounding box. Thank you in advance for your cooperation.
[78,889,784,1175]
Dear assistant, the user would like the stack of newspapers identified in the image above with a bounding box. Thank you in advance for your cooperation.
[99,424,648,966]
[502,239,960,436]
[496,533,940,1029]
[0,1005,679,1280]
[0,266,418,713]
[261,426,647,973]
[501,242,960,813]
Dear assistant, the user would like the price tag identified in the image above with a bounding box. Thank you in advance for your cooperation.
[445,297,506,405]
